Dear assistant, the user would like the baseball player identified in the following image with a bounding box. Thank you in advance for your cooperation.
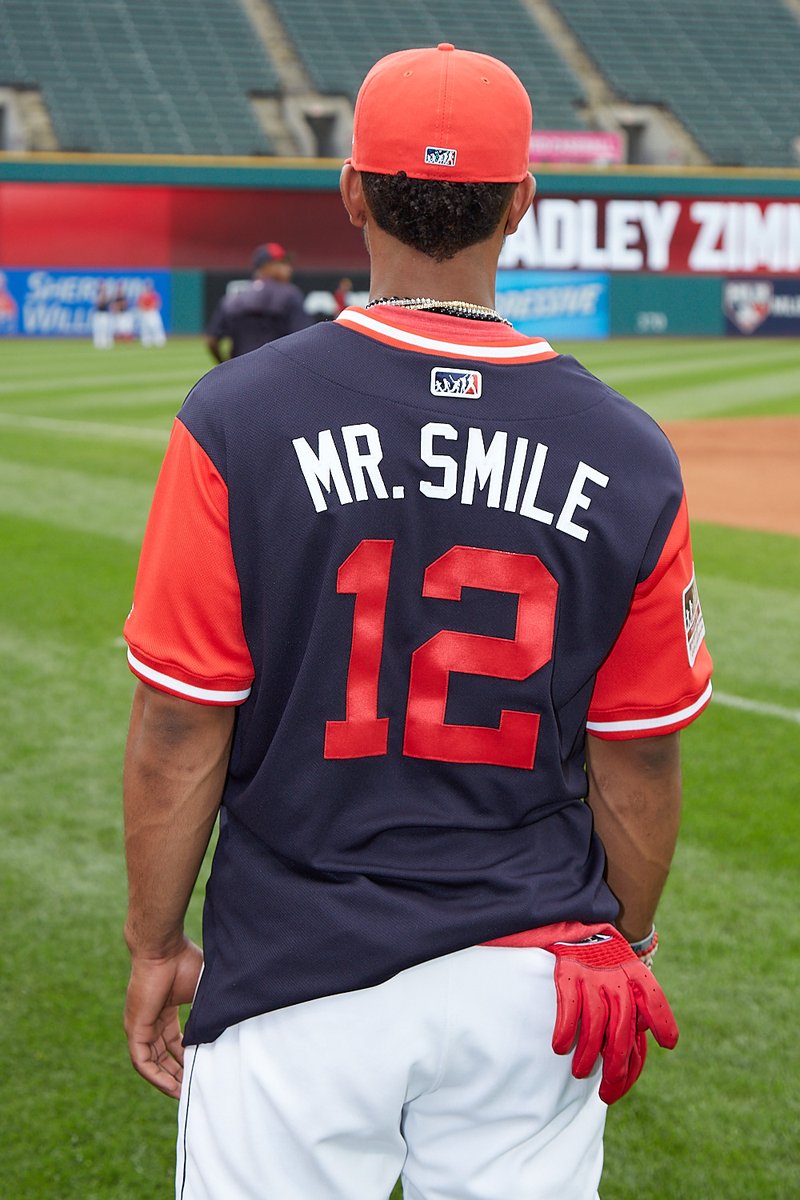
[205,241,310,362]
[91,282,114,349]
[123,44,712,1200]
[136,279,167,347]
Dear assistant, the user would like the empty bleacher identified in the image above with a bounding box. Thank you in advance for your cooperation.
[0,0,279,155]
[551,0,800,167]
[1,0,797,165]
[268,0,589,132]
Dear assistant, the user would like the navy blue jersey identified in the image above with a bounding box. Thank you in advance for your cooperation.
[126,307,711,1044]
[206,276,310,356]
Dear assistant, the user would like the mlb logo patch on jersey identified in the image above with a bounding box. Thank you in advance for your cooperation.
[425,146,457,168]
[430,366,482,397]
[683,570,706,666]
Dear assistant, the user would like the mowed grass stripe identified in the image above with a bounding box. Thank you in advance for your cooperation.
[0,464,153,543]
[0,411,172,443]
[0,391,190,420]
[691,523,800,717]
[563,338,800,421]
[0,429,167,484]
[698,575,800,709]
[562,336,796,370]
[623,363,800,422]
[0,367,197,397]
[585,343,800,388]
[714,690,800,723]
[0,336,203,372]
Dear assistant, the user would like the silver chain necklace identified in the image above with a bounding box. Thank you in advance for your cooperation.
[365,295,512,326]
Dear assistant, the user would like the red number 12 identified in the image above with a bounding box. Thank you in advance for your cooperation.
[324,540,557,770]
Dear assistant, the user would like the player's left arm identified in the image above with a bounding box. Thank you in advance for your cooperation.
[123,680,235,1098]
[585,729,682,944]
[585,487,711,943]
[544,734,682,1104]
[547,487,710,1101]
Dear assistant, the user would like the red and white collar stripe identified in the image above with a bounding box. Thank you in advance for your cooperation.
[335,306,557,364]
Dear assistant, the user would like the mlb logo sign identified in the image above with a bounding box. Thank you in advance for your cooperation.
[425,146,457,168]
[724,281,773,335]
[430,366,482,397]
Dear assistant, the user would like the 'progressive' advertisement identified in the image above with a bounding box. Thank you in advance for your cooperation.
[496,271,609,340]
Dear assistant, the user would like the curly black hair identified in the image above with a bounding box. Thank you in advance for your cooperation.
[360,172,517,263]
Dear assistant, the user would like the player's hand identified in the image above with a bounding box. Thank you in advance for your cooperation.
[124,936,203,1099]
[545,925,679,1104]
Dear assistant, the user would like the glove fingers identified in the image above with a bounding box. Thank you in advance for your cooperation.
[571,985,608,1078]
[551,969,581,1055]
[600,1027,647,1105]
[599,979,635,1096]
[632,975,680,1049]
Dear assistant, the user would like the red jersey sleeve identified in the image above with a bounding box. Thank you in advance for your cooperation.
[124,418,254,704]
[587,493,712,739]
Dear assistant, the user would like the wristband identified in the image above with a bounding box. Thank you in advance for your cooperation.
[628,924,658,968]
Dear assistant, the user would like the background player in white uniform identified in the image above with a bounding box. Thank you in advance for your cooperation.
[91,282,114,349]
[137,279,167,347]
[123,44,711,1199]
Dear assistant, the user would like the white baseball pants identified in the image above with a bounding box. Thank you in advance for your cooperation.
[176,945,606,1199]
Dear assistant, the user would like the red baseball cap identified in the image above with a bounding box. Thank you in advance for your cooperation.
[252,242,290,268]
[348,43,532,183]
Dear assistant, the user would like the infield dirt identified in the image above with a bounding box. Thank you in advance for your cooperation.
[662,415,800,537]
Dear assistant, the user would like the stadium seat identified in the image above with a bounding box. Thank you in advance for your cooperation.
[2,0,796,165]
[0,0,280,155]
[551,0,800,166]
[269,0,589,132]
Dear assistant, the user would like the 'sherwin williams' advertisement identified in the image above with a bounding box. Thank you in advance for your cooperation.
[0,269,170,337]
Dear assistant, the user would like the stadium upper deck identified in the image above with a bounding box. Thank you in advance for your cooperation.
[0,0,798,167]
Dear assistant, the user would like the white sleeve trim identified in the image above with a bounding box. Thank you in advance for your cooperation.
[587,680,713,734]
[127,648,252,704]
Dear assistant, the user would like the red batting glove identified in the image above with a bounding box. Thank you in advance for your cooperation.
[546,925,679,1104]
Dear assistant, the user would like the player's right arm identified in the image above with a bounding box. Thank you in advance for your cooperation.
[121,415,253,1095]
[205,299,230,362]
[206,333,225,363]
[123,681,235,1097]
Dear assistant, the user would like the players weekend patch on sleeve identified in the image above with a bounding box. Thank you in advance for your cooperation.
[683,569,705,666]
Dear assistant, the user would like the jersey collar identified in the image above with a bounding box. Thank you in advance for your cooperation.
[335,305,557,365]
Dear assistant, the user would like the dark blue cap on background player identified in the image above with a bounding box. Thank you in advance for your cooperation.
[251,242,291,269]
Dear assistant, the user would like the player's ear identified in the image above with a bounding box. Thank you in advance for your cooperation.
[504,174,536,237]
[340,165,368,229]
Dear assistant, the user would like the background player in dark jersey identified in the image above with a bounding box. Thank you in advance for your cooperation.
[123,43,711,1200]
[205,240,310,361]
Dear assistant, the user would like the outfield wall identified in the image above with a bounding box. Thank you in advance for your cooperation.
[0,155,798,338]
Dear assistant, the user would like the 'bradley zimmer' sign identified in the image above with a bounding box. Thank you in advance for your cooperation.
[500,198,800,274]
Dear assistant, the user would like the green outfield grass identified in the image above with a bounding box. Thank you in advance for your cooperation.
[1,336,798,1199]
